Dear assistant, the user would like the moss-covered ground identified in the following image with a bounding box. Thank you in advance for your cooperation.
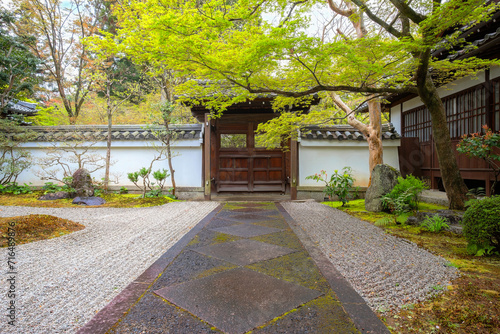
[323,199,500,334]
[0,214,85,247]
[0,192,177,208]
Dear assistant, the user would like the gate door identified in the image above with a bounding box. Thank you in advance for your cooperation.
[216,124,285,192]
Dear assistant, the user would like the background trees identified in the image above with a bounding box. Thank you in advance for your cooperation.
[11,0,103,124]
[0,8,40,114]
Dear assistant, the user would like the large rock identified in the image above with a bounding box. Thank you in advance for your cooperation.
[365,164,401,212]
[38,191,72,201]
[71,168,94,197]
[72,196,106,206]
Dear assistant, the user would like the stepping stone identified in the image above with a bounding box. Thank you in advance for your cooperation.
[193,239,296,266]
[206,217,245,229]
[209,224,282,238]
[154,267,322,334]
[224,213,270,223]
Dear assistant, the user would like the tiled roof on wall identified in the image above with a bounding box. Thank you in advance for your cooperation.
[6,100,38,115]
[27,124,203,141]
[301,123,400,140]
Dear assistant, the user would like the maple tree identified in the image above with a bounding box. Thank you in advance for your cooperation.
[112,0,500,209]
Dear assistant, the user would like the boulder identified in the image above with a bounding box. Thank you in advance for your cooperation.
[71,168,94,197]
[38,191,72,201]
[365,164,401,212]
[72,196,106,206]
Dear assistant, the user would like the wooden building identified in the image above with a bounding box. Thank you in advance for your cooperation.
[390,12,500,195]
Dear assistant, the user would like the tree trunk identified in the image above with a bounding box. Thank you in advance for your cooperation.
[163,119,176,197]
[417,75,468,209]
[366,99,383,176]
[331,93,383,182]
[104,87,112,193]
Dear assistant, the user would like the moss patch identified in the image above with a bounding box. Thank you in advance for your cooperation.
[252,292,359,333]
[0,192,176,208]
[250,230,304,251]
[0,215,85,247]
[194,264,238,280]
[246,251,330,294]
[211,232,241,245]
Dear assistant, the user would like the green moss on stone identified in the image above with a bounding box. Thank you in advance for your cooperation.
[211,232,241,245]
[194,264,238,280]
[246,251,331,294]
[250,230,304,250]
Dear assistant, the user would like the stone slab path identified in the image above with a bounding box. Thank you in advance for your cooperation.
[78,202,389,334]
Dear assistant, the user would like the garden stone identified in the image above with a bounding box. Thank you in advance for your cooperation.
[72,196,106,206]
[365,164,401,212]
[72,168,94,197]
[406,216,419,226]
[38,191,72,201]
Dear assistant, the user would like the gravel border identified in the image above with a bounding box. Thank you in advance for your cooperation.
[281,201,459,312]
[0,202,219,334]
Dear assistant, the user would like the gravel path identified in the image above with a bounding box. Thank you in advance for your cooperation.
[282,201,459,312]
[0,202,219,334]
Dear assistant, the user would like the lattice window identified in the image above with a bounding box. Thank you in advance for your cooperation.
[403,83,488,141]
[493,79,500,132]
[402,106,432,141]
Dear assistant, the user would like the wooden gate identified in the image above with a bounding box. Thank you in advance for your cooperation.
[216,123,286,192]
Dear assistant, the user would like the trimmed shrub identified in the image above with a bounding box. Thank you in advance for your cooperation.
[462,196,500,255]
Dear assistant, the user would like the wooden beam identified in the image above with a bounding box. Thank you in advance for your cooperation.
[291,138,298,200]
[204,113,211,200]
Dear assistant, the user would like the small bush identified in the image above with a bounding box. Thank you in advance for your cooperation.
[306,167,359,206]
[462,196,500,256]
[420,215,449,232]
[382,175,428,212]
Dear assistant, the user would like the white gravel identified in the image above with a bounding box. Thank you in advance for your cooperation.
[0,202,219,334]
[282,201,459,312]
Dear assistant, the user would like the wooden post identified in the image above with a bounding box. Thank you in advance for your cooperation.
[204,113,211,200]
[291,137,298,200]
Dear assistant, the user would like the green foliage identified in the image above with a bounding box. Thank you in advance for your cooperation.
[118,186,128,194]
[0,9,40,113]
[42,182,74,194]
[382,175,428,213]
[0,182,33,194]
[375,217,394,227]
[420,215,450,233]
[306,167,358,206]
[127,167,171,198]
[457,126,500,194]
[462,196,500,256]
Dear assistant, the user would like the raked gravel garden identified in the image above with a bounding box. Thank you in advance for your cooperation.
[0,197,485,333]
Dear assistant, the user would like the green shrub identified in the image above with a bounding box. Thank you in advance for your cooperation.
[0,182,33,194]
[42,182,74,194]
[420,215,449,232]
[462,196,500,256]
[382,175,428,212]
[306,167,359,206]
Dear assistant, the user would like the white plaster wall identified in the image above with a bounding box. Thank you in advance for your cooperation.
[298,140,401,188]
[14,139,203,188]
